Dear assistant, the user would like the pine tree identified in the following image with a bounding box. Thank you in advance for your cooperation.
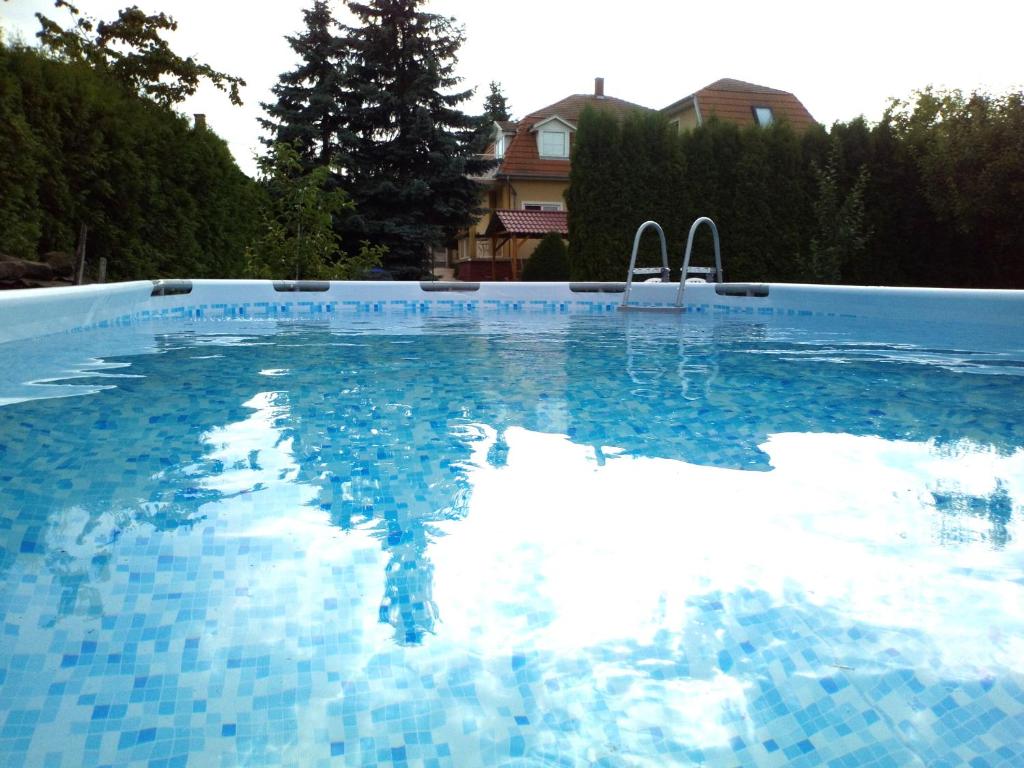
[337,0,493,274]
[471,80,510,153]
[483,81,510,122]
[260,1,352,170]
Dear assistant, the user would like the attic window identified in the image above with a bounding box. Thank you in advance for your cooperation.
[539,130,568,158]
[495,134,506,159]
[753,106,774,127]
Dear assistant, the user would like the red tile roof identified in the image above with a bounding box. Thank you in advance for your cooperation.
[485,209,568,237]
[663,78,817,131]
[497,93,653,179]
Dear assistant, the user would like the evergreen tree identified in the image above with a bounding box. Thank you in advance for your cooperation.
[337,0,493,274]
[471,80,511,153]
[483,80,510,121]
[0,40,259,279]
[566,107,626,280]
[260,1,352,170]
[521,232,568,281]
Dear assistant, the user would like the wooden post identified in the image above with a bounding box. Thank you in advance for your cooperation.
[74,223,88,285]
[511,237,519,281]
[97,257,107,284]
[490,235,498,281]
[490,231,497,281]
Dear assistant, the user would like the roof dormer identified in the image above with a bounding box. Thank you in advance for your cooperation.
[493,121,517,159]
[530,115,575,159]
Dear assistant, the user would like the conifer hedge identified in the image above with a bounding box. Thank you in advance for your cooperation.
[0,41,260,280]
[567,91,1024,289]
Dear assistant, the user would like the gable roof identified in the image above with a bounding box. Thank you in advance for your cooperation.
[663,78,817,131]
[497,92,653,179]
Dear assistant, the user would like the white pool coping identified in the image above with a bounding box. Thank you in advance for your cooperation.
[1,279,1022,345]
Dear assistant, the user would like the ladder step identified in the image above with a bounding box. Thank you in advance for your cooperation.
[685,266,716,275]
[631,267,664,275]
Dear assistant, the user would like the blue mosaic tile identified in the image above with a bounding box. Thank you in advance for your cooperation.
[1,313,1022,765]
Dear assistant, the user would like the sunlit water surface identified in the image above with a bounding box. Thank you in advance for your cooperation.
[0,313,1022,767]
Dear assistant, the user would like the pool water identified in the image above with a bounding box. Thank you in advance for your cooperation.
[0,313,1022,767]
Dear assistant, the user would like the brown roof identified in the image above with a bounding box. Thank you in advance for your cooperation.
[497,93,653,179]
[485,209,569,237]
[663,78,817,131]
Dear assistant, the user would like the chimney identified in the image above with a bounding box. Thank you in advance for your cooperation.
[594,77,605,98]
[193,113,206,130]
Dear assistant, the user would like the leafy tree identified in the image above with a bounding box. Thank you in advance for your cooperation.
[807,139,870,283]
[35,0,244,106]
[260,1,352,170]
[245,143,384,280]
[336,0,493,274]
[521,232,568,281]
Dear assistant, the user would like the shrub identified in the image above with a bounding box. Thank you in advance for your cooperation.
[521,232,569,281]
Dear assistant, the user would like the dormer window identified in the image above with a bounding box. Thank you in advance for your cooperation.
[753,106,774,127]
[493,122,516,159]
[539,130,567,158]
[531,116,575,159]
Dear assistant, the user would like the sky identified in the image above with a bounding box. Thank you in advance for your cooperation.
[3,0,1022,177]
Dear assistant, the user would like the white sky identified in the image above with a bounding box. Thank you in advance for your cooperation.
[3,0,1022,177]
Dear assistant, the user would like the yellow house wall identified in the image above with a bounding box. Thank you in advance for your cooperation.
[665,105,700,131]
[506,179,568,210]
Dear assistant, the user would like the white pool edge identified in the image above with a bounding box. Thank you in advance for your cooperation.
[1,279,1022,345]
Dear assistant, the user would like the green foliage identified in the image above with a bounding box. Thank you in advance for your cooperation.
[259,0,492,275]
[260,1,352,170]
[566,87,1024,288]
[328,0,493,273]
[483,81,510,122]
[0,48,44,258]
[35,0,245,106]
[0,40,259,278]
[807,140,870,283]
[521,232,568,281]
[566,107,626,280]
[245,143,384,280]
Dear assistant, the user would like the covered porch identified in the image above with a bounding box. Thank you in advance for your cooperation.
[459,209,568,281]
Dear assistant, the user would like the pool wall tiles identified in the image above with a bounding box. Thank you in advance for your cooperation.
[2,280,1024,344]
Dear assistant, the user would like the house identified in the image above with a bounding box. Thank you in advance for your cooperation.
[662,78,816,133]
[450,78,652,281]
[444,77,816,280]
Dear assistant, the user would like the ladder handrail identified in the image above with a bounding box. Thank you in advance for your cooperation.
[622,220,670,307]
[675,216,722,306]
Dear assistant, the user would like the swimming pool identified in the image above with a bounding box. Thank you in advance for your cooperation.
[1,281,1022,766]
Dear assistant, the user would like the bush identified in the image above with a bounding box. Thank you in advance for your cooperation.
[522,232,569,281]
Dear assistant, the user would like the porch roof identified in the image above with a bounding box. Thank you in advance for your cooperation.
[484,209,568,238]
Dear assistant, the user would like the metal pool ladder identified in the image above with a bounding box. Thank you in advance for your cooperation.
[620,216,724,312]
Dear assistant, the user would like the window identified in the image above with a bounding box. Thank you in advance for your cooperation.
[523,202,562,212]
[495,134,506,159]
[539,130,568,158]
[753,106,774,127]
